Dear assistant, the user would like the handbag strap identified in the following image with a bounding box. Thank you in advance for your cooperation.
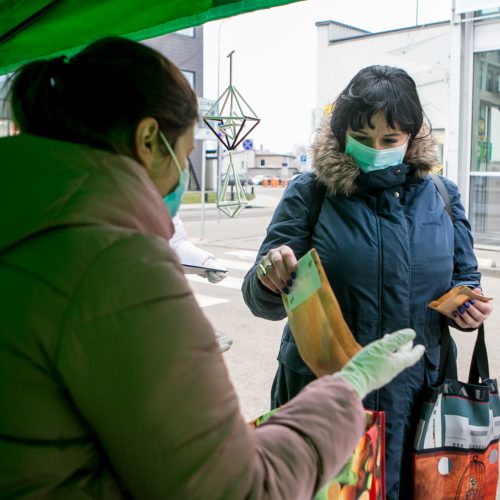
[438,319,458,382]
[307,175,327,237]
[468,324,489,384]
[429,174,454,222]
[438,320,490,384]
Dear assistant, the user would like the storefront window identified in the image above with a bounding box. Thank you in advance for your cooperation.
[470,49,500,246]
[470,176,500,245]
[471,50,500,173]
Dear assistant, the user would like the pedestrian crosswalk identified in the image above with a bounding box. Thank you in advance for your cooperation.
[187,274,246,290]
[186,250,257,308]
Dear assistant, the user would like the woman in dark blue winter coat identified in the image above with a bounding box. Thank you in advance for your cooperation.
[241,65,493,499]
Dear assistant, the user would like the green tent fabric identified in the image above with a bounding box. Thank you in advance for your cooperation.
[0,0,302,75]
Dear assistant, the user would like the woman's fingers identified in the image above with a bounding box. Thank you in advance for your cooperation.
[256,245,298,294]
[452,312,476,329]
[452,286,493,329]
[281,248,298,275]
[453,302,483,329]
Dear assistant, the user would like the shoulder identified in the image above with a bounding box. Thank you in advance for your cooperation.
[62,227,189,325]
[428,174,461,202]
[272,172,325,214]
[285,172,325,199]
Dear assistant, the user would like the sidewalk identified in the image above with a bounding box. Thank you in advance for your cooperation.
[475,247,500,271]
[180,191,280,210]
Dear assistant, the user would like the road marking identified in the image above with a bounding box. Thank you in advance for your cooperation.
[193,293,228,308]
[225,250,258,261]
[186,274,244,290]
[217,258,253,271]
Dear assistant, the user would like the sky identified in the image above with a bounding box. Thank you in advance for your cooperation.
[202,0,452,153]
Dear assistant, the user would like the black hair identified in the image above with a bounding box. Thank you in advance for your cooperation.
[7,36,198,158]
[330,65,429,151]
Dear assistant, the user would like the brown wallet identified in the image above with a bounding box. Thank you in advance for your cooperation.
[428,286,493,319]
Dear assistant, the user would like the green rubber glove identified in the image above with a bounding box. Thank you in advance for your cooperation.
[333,329,425,399]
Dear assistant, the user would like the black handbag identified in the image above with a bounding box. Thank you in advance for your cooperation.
[413,324,500,499]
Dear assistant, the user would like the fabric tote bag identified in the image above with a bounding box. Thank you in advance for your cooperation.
[413,324,500,499]
[250,408,386,500]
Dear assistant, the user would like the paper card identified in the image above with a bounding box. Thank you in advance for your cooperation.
[428,285,493,319]
[181,263,228,276]
[283,250,321,312]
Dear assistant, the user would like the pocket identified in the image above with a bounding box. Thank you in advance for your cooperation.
[424,344,441,386]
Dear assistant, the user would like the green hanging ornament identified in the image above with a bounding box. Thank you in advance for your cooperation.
[203,51,260,218]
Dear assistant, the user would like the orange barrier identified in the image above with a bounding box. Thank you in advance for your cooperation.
[281,179,287,187]
[262,178,268,187]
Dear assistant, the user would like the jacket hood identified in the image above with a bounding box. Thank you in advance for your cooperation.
[0,134,173,254]
[310,118,438,196]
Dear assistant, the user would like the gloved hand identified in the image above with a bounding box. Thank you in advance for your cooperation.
[203,257,227,284]
[215,331,233,353]
[333,329,425,400]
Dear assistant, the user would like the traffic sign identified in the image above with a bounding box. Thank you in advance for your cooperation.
[195,97,216,141]
[242,139,253,151]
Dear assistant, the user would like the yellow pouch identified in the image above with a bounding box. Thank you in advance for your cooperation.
[282,248,361,377]
[428,285,493,319]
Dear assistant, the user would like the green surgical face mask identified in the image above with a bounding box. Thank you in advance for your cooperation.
[159,132,189,217]
[345,135,408,173]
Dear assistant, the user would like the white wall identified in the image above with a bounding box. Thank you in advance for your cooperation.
[316,23,450,131]
[221,150,255,174]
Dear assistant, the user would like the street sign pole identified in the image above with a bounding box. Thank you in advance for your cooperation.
[201,140,206,241]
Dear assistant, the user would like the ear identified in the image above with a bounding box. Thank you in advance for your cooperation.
[135,117,160,170]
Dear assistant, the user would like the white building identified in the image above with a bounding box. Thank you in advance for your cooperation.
[315,5,500,247]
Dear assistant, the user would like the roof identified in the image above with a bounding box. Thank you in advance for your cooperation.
[315,20,369,33]
[319,20,449,45]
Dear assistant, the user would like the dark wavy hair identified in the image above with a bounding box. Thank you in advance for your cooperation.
[7,36,198,158]
[330,65,429,151]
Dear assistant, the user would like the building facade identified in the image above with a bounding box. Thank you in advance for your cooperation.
[222,149,298,179]
[448,2,500,247]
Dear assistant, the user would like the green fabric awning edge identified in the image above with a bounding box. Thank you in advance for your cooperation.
[0,0,302,76]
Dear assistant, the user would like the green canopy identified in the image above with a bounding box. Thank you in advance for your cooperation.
[0,0,302,75]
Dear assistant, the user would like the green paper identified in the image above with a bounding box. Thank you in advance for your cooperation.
[284,250,321,312]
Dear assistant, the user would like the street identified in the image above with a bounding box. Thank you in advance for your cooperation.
[178,186,500,423]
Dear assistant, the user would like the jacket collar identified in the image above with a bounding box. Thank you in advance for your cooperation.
[310,118,438,196]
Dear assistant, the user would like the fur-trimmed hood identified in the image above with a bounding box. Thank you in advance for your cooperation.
[310,118,439,196]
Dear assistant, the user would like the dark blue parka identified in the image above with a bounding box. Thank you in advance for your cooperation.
[241,122,480,499]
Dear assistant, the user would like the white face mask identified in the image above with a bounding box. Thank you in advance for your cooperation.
[345,135,409,173]
[159,131,189,217]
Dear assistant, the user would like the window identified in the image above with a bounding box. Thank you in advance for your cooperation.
[176,27,195,37]
[471,50,500,173]
[470,48,500,246]
[469,176,500,245]
[181,70,195,90]
[260,159,265,166]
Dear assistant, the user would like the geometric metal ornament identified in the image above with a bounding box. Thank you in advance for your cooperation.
[203,50,259,217]
[203,51,260,151]
[216,151,248,218]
